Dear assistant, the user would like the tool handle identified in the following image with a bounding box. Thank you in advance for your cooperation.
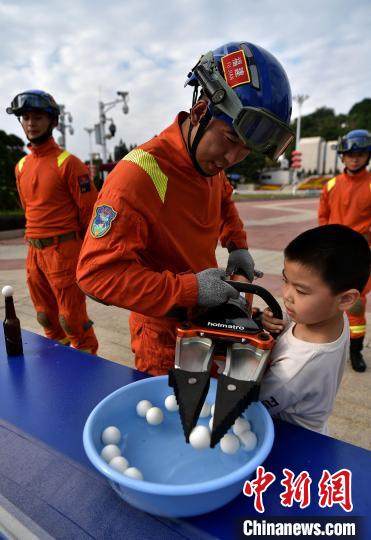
[225,280,283,320]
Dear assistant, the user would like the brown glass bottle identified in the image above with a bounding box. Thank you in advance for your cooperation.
[3,296,23,356]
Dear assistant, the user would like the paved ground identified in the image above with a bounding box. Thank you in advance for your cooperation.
[1,197,370,450]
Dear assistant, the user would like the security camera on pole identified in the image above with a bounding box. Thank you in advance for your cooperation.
[57,104,74,149]
[291,94,309,193]
[95,91,129,163]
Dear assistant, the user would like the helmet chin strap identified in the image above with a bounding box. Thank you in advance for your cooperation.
[187,108,213,177]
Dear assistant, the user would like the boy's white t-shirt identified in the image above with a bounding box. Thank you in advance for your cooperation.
[259,314,349,434]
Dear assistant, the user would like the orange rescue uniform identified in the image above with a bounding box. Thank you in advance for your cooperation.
[16,137,98,353]
[318,169,371,339]
[77,113,248,374]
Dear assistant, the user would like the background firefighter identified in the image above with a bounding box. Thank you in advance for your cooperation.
[7,90,99,354]
[318,129,371,372]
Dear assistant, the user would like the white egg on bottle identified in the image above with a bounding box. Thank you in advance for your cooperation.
[164,394,179,411]
[136,400,153,417]
[100,444,121,463]
[239,430,258,451]
[101,426,121,445]
[109,455,129,473]
[124,467,144,480]
[146,406,164,425]
[232,417,251,437]
[220,433,240,454]
[189,425,210,449]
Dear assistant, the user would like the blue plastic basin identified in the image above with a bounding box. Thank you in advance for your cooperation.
[83,375,274,517]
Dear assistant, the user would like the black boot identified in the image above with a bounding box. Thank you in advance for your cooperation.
[350,337,366,372]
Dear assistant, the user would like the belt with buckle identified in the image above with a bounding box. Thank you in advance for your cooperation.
[27,232,78,249]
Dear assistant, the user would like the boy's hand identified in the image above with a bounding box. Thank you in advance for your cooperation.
[262,308,286,334]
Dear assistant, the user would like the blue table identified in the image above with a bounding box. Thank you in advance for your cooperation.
[0,329,370,539]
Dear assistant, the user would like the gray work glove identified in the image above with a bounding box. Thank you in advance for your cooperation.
[196,268,239,307]
[226,248,255,282]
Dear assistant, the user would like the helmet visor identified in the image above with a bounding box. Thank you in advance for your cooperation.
[6,92,58,116]
[337,134,371,153]
[233,106,294,160]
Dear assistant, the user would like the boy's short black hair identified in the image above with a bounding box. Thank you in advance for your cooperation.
[284,224,370,294]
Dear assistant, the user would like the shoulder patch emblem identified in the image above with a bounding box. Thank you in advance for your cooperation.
[90,205,117,238]
[78,174,91,193]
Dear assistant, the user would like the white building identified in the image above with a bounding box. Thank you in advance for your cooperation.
[298,137,340,175]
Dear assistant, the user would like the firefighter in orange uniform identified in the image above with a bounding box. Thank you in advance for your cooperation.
[318,129,371,372]
[77,42,294,375]
[7,90,98,354]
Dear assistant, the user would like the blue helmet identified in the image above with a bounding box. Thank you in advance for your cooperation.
[337,129,371,154]
[6,89,60,118]
[185,42,293,160]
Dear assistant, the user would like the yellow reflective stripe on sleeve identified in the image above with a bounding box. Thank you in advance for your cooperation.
[58,337,71,345]
[57,150,70,168]
[17,156,27,172]
[123,149,168,202]
[349,325,366,335]
[326,177,336,192]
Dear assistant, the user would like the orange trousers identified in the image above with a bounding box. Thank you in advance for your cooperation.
[129,312,178,375]
[26,237,98,354]
[347,276,370,340]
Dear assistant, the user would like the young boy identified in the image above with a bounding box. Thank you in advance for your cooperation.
[259,224,370,434]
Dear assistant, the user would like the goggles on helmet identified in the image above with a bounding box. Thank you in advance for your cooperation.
[6,92,59,116]
[337,134,371,154]
[232,106,293,160]
[188,50,294,160]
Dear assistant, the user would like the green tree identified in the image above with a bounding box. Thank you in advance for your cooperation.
[347,98,371,130]
[114,139,136,161]
[0,130,26,210]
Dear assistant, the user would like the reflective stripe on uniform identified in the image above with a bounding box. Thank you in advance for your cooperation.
[326,177,336,192]
[123,149,168,202]
[349,325,366,335]
[57,150,70,168]
[17,156,27,172]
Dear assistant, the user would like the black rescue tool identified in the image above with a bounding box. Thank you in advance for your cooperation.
[169,280,282,447]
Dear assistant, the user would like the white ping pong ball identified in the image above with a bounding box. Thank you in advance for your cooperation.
[239,430,258,451]
[164,394,178,411]
[102,426,121,445]
[2,285,14,297]
[109,455,129,473]
[232,417,251,437]
[146,406,164,425]
[189,425,210,449]
[136,400,152,417]
[220,433,240,454]
[199,401,211,418]
[124,467,144,480]
[100,444,121,463]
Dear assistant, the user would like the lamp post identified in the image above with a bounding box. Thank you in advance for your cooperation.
[292,94,309,193]
[57,104,74,149]
[84,127,94,169]
[96,91,129,162]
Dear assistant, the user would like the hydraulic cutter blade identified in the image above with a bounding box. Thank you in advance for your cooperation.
[210,341,271,448]
[169,335,214,442]
[169,368,211,442]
